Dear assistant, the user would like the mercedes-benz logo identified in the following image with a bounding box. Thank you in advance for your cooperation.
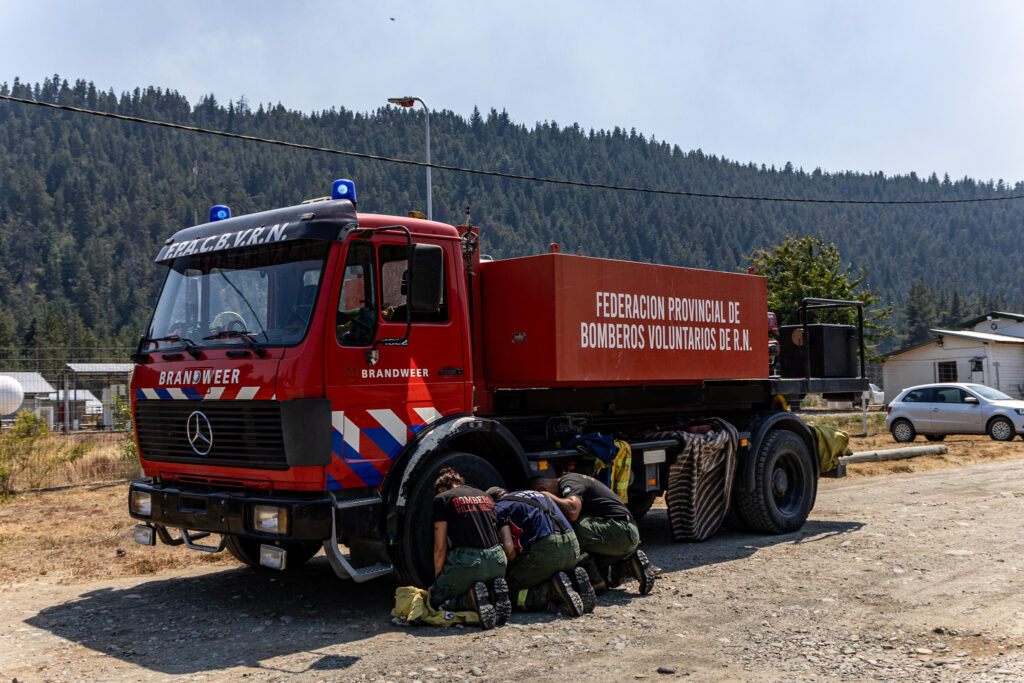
[186,411,213,455]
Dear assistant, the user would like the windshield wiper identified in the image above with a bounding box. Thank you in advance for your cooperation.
[202,330,269,358]
[133,335,202,362]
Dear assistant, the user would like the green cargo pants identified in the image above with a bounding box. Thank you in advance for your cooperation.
[430,544,507,609]
[574,515,639,572]
[507,531,580,611]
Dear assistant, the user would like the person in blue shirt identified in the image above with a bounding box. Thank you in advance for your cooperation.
[486,486,595,616]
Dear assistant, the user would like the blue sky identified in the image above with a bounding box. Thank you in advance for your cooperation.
[3,0,1023,184]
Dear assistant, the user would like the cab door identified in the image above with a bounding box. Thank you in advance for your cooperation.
[322,236,467,491]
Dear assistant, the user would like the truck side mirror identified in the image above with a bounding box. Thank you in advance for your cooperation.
[409,244,443,313]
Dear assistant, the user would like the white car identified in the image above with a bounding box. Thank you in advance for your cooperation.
[863,383,884,405]
[886,382,1024,442]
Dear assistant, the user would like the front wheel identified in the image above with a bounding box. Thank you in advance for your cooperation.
[890,419,916,443]
[733,430,816,534]
[391,451,504,587]
[988,416,1015,441]
[224,536,321,570]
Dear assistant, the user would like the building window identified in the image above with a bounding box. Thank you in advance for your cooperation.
[970,358,984,373]
[936,361,958,382]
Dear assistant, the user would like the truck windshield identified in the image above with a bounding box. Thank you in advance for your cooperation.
[146,240,329,351]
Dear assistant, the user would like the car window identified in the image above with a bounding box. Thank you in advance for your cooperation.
[903,388,934,403]
[969,385,1012,401]
[934,387,964,404]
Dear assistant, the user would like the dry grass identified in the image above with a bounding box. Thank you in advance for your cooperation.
[0,483,236,588]
[6,431,140,491]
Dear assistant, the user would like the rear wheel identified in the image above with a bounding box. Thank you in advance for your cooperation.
[391,451,504,587]
[924,434,946,442]
[988,416,1015,441]
[734,430,816,534]
[890,419,916,443]
[224,536,321,570]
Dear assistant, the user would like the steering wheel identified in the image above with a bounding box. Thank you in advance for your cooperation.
[212,311,247,332]
[337,307,376,343]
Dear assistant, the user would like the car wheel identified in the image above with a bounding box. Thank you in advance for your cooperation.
[924,434,946,442]
[890,419,916,443]
[987,416,1015,442]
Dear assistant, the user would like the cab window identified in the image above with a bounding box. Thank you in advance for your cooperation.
[336,242,377,346]
[379,244,447,324]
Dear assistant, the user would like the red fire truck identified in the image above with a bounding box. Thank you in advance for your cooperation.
[128,179,866,586]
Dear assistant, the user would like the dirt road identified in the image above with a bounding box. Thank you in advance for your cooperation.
[3,458,1024,682]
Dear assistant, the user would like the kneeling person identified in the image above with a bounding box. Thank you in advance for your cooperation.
[532,472,655,595]
[429,467,510,628]
[487,487,594,616]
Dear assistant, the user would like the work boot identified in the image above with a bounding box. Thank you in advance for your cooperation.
[490,577,511,626]
[549,571,584,617]
[577,553,608,594]
[467,581,497,629]
[623,549,656,595]
[571,566,597,613]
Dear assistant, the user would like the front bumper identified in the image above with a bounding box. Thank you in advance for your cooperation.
[128,481,342,542]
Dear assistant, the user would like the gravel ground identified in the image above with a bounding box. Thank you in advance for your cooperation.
[2,457,1024,682]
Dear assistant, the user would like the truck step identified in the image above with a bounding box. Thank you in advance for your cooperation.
[322,540,394,582]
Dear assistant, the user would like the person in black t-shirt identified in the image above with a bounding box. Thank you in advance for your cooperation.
[532,472,655,595]
[428,467,509,627]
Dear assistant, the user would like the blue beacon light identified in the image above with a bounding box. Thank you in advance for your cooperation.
[331,179,357,203]
[209,205,231,222]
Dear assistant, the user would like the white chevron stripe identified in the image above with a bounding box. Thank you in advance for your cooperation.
[236,386,259,400]
[204,387,225,400]
[166,388,188,400]
[331,410,345,434]
[343,415,361,451]
[368,408,408,445]
[412,406,441,425]
[142,388,161,400]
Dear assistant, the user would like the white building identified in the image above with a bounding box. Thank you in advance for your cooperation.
[883,312,1024,400]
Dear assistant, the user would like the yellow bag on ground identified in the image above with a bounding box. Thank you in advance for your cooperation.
[391,586,480,626]
[812,425,851,473]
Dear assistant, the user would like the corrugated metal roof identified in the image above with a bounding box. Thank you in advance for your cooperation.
[0,372,56,394]
[931,328,1024,344]
[65,363,134,374]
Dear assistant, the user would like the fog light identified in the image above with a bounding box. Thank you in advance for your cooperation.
[259,544,287,570]
[253,504,288,534]
[133,524,155,546]
[130,490,152,517]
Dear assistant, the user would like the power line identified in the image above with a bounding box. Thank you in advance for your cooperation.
[2,93,1021,206]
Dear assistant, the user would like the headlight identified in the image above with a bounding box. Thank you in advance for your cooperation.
[253,505,288,534]
[130,490,152,517]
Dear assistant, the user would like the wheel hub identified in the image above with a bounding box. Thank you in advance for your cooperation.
[772,468,789,496]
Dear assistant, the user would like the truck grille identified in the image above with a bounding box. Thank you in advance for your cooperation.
[134,400,288,470]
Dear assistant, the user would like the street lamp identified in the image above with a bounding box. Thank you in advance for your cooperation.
[387,96,431,220]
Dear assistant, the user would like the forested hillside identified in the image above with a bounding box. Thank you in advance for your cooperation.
[2,75,1023,362]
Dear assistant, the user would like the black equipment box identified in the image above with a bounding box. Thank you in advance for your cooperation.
[778,324,858,378]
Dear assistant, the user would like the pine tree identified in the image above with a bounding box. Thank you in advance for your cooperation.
[900,279,939,347]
